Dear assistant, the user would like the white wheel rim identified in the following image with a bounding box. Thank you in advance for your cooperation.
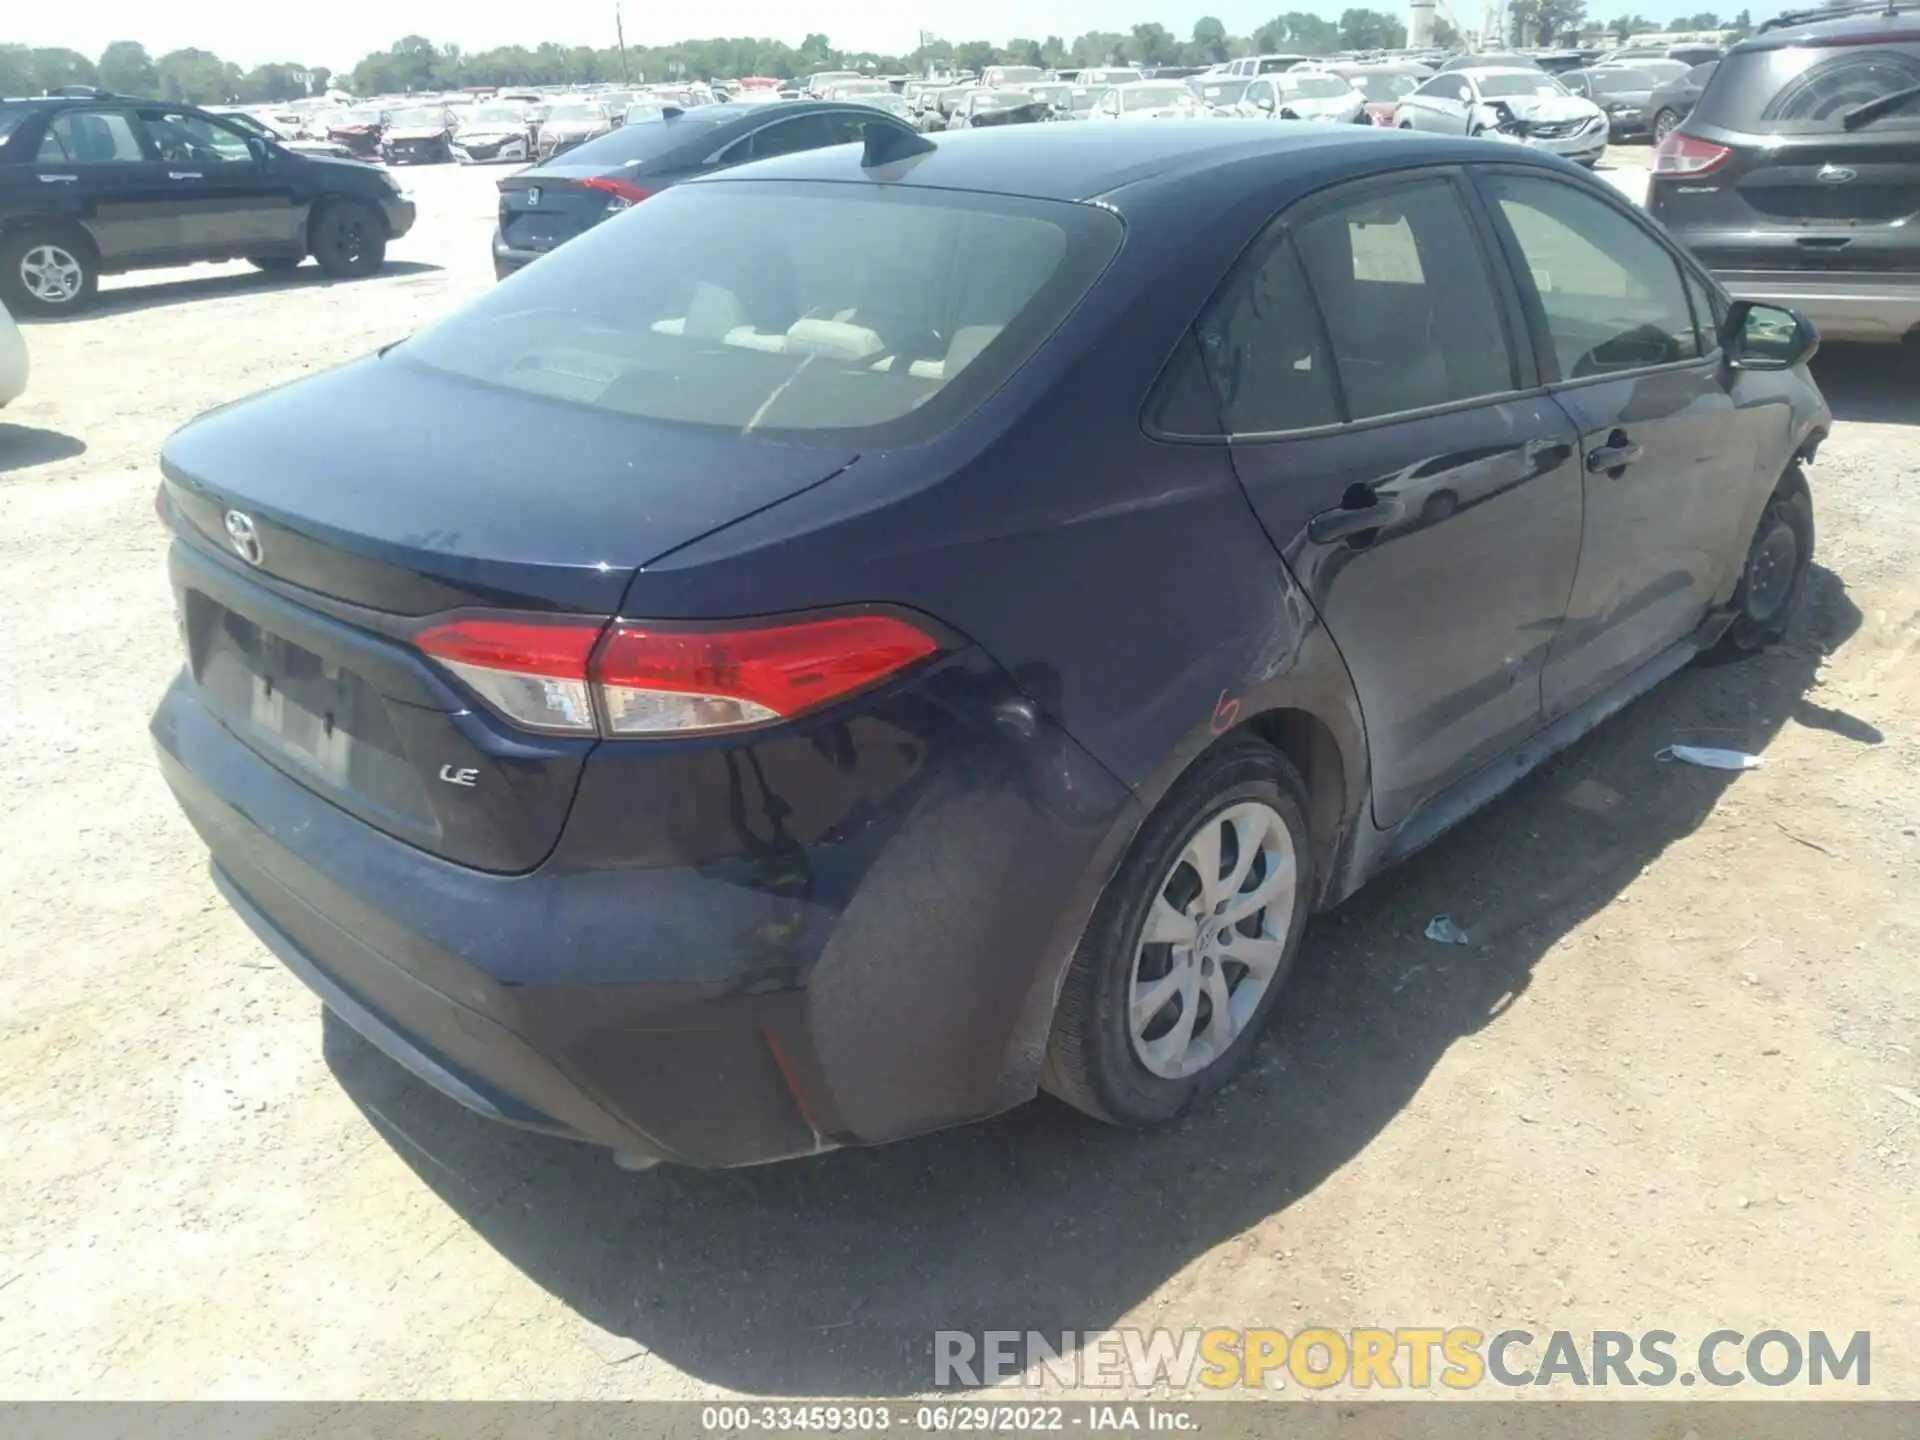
[21,245,84,303]
[1129,800,1297,1080]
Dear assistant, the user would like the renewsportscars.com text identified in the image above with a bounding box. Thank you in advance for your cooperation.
[933,1328,1871,1391]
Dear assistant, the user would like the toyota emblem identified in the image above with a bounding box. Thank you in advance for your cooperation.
[223,510,264,566]
[1816,164,1857,185]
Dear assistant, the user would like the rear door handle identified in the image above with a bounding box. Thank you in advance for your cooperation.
[169,171,203,180]
[1308,497,1402,544]
[1586,441,1643,474]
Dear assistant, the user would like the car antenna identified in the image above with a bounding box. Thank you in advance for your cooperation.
[861,123,936,169]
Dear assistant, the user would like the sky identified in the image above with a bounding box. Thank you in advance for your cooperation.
[12,0,1767,72]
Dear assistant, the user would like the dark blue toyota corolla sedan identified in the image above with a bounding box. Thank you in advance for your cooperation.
[152,122,1829,1169]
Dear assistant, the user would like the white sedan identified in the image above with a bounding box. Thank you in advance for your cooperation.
[1236,71,1368,125]
[0,298,27,408]
[1086,82,1204,121]
[1394,67,1608,166]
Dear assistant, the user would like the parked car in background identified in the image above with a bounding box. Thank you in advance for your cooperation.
[1397,67,1607,166]
[208,108,359,161]
[381,105,458,164]
[1602,43,1724,69]
[0,298,26,407]
[947,89,1049,128]
[981,65,1047,88]
[536,102,615,159]
[1560,67,1658,138]
[0,94,415,315]
[493,101,918,277]
[1222,54,1310,77]
[803,70,864,98]
[1088,82,1205,120]
[1077,66,1148,87]
[1318,64,1432,125]
[1241,72,1368,124]
[452,104,535,164]
[1026,82,1078,117]
[1613,57,1692,85]
[1438,51,1542,71]
[1188,76,1253,114]
[852,93,917,122]
[1643,61,1717,142]
[152,123,1827,1171]
[315,106,383,157]
[1648,6,1920,349]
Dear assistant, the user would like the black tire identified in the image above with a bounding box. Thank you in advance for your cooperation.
[248,256,303,273]
[1705,468,1815,662]
[1043,738,1315,1127]
[309,199,387,279]
[0,223,99,317]
[1652,108,1680,143]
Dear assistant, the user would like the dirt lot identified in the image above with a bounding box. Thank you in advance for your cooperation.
[1,148,1917,1401]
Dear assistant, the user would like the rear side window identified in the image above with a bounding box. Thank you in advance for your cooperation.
[1195,178,1515,431]
[401,182,1121,446]
[36,110,146,164]
[1694,40,1920,132]
[1482,173,1701,379]
[1291,180,1515,422]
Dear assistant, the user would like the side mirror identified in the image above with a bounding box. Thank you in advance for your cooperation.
[1256,95,1276,113]
[1722,299,1819,371]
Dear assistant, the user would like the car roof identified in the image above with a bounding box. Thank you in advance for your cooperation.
[1740,7,1920,48]
[1459,66,1553,80]
[687,120,1572,211]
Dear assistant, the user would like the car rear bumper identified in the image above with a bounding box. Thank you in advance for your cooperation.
[1710,270,1920,345]
[151,649,1135,1168]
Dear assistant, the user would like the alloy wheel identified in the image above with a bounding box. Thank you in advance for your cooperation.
[20,244,84,305]
[1129,801,1297,1080]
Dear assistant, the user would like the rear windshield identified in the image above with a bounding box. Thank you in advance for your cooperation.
[400,182,1121,446]
[1192,79,1251,105]
[551,111,727,165]
[1694,39,1920,132]
[1348,72,1420,101]
[1587,69,1654,93]
[1283,75,1357,99]
[1122,85,1200,110]
[1479,74,1569,98]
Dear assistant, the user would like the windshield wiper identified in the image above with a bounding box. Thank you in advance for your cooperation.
[1840,82,1920,130]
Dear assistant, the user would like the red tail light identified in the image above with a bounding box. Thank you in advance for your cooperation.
[417,613,941,738]
[1653,131,1731,177]
[578,176,653,210]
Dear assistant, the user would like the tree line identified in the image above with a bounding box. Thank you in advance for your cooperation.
[1,11,1752,106]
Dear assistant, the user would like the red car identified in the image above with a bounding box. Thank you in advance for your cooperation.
[1323,63,1432,126]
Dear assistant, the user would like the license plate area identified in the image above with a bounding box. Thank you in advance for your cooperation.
[184,589,427,822]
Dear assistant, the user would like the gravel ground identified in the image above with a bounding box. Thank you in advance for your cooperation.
[0,147,1916,1401]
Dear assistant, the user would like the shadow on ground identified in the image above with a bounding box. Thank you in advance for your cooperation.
[1811,346,1920,427]
[0,424,85,473]
[326,569,1865,1396]
[21,260,443,322]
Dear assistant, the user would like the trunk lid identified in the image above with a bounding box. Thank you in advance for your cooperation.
[498,165,624,251]
[158,356,856,873]
[160,352,856,615]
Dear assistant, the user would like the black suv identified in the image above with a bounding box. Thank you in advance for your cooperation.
[1647,2,1920,351]
[0,92,417,316]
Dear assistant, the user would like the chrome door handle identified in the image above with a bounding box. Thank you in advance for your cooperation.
[38,173,79,183]
[169,171,203,180]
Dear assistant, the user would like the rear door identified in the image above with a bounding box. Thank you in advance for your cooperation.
[134,108,305,253]
[1200,170,1585,829]
[1650,32,1920,277]
[32,106,181,262]
[1475,168,1747,716]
